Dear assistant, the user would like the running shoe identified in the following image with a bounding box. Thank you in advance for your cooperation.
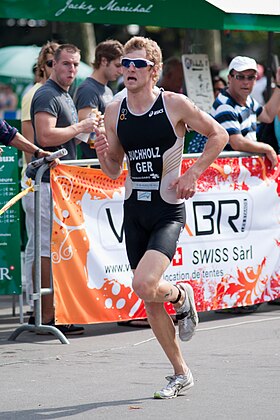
[175,283,199,341]
[154,370,194,399]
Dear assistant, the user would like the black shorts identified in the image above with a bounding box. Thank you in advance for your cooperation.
[124,199,186,269]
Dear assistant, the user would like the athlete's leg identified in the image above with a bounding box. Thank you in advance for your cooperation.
[145,301,188,375]
[132,249,188,375]
[132,249,184,304]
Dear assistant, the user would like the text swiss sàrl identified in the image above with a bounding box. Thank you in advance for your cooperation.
[192,245,253,264]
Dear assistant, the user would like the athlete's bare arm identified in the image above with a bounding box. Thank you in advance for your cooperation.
[164,92,229,199]
[94,101,125,179]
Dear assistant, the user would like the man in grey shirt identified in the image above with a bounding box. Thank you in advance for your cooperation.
[74,39,123,159]
[26,44,95,334]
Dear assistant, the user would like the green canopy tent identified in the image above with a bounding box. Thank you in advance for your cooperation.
[0,45,92,83]
[0,2,279,51]
[0,0,279,31]
[0,45,92,104]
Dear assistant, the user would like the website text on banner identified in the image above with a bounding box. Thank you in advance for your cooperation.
[50,156,280,324]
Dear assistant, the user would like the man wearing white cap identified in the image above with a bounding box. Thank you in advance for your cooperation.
[211,55,280,314]
[210,55,280,168]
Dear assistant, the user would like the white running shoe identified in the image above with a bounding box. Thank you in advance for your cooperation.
[154,370,194,399]
[176,282,199,341]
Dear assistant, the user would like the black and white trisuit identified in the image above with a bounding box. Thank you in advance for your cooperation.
[117,90,186,269]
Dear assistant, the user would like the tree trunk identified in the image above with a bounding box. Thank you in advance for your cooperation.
[51,22,96,64]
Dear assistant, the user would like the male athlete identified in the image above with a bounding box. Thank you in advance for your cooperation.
[94,36,228,399]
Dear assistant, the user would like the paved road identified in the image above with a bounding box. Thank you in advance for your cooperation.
[0,296,279,420]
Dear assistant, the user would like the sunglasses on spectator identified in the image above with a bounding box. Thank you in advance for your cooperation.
[231,74,257,81]
[46,60,53,68]
[121,57,154,68]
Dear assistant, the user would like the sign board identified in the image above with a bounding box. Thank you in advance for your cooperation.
[0,146,22,295]
[182,54,214,113]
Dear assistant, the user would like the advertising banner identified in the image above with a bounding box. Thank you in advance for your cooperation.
[0,147,21,295]
[51,156,280,324]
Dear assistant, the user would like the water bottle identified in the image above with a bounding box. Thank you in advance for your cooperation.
[88,108,97,149]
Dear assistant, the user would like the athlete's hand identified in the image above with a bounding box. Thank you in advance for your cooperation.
[94,127,109,158]
[169,170,197,200]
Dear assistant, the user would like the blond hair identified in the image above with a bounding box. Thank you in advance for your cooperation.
[124,36,162,83]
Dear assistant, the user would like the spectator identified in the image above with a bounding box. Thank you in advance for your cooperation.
[158,56,184,93]
[22,42,60,165]
[189,57,280,155]
[212,55,280,313]
[212,75,227,98]
[211,56,280,167]
[74,40,123,159]
[25,44,95,334]
[21,41,59,315]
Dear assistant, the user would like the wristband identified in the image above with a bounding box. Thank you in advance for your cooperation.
[34,148,42,158]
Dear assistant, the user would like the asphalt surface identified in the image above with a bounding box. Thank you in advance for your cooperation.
[0,296,279,420]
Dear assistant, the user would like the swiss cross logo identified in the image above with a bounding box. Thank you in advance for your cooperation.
[172,247,183,266]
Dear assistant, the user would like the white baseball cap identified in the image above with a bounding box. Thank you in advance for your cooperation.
[228,56,258,73]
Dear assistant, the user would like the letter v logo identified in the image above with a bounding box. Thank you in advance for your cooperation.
[105,208,124,243]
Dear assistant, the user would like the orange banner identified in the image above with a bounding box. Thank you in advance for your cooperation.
[51,157,280,324]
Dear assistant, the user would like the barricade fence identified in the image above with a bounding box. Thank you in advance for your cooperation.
[9,152,280,343]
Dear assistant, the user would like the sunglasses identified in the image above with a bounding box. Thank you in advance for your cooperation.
[121,57,154,69]
[231,74,257,81]
[45,60,53,68]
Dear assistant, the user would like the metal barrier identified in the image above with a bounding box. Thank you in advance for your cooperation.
[8,163,69,343]
[8,150,258,343]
